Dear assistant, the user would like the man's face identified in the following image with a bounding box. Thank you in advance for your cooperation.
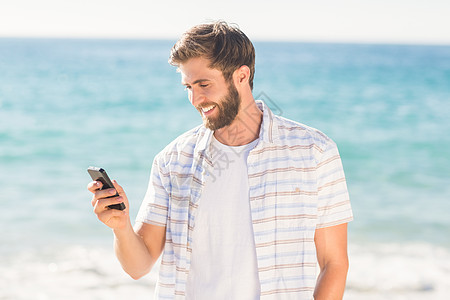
[179,57,241,130]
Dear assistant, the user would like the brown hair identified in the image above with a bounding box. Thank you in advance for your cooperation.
[169,21,256,90]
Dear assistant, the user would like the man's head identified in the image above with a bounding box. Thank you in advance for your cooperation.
[171,22,256,131]
[178,56,242,131]
[169,21,255,90]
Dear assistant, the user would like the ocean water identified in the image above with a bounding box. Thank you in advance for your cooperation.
[1,38,449,299]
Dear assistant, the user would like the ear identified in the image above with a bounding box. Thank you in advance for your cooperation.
[233,65,250,87]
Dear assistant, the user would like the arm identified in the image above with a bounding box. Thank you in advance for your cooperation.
[113,221,165,280]
[313,223,349,300]
[88,180,166,280]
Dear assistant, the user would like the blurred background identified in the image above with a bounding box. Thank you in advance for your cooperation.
[1,1,449,299]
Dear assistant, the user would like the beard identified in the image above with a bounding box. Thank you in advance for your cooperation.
[198,82,241,131]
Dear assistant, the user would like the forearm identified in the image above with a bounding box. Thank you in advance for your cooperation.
[113,222,155,280]
[313,262,349,300]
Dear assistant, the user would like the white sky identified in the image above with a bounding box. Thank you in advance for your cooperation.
[1,0,449,44]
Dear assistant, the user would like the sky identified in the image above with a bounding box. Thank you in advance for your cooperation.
[1,0,449,44]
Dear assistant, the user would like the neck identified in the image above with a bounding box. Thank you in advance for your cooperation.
[214,100,262,146]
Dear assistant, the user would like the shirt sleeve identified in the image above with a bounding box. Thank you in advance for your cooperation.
[135,156,169,227]
[316,140,353,228]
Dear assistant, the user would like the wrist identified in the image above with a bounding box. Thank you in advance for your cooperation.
[112,220,134,237]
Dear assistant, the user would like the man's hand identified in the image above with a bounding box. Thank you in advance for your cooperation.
[88,180,130,230]
[87,179,166,279]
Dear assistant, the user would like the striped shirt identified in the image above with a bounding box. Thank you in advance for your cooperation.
[136,100,353,299]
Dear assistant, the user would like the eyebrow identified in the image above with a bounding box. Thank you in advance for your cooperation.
[182,79,211,86]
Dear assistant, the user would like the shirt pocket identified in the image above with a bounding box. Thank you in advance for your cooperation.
[284,184,318,232]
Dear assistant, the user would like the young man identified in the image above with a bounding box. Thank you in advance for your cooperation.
[88,21,353,299]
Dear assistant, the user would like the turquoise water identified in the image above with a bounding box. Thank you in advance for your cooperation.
[1,39,450,298]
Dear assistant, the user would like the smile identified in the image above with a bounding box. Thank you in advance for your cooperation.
[201,105,215,113]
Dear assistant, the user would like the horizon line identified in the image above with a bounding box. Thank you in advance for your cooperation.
[1,35,449,47]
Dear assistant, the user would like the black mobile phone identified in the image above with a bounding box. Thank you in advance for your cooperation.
[87,166,126,210]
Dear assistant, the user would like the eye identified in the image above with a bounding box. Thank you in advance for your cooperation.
[200,84,209,88]
[184,85,192,91]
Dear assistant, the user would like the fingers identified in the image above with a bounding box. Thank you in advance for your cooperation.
[93,194,128,230]
[93,195,125,214]
[97,187,118,199]
[90,187,117,207]
[89,178,130,229]
[96,207,128,227]
[112,180,125,196]
[87,181,103,193]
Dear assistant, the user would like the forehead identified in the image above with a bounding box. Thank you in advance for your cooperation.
[179,57,224,84]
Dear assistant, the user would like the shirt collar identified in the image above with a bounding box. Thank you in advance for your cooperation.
[255,100,276,144]
[196,100,276,156]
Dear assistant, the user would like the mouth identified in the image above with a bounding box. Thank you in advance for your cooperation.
[200,105,216,116]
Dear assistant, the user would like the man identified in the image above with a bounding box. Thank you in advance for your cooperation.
[88,21,353,300]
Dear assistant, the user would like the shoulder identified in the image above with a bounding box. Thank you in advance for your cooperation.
[154,124,207,165]
[272,114,336,151]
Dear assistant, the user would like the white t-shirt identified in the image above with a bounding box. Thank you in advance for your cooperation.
[185,135,260,300]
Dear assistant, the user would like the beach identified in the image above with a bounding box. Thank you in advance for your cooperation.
[1,243,449,299]
[1,38,449,299]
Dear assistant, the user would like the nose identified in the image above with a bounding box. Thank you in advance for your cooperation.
[189,87,205,108]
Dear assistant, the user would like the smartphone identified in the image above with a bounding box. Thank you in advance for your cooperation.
[87,166,126,210]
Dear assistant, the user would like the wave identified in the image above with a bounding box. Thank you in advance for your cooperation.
[0,245,158,300]
[1,242,449,299]
[346,242,450,299]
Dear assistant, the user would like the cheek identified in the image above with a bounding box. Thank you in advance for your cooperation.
[206,88,225,102]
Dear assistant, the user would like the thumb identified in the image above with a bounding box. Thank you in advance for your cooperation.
[112,179,125,195]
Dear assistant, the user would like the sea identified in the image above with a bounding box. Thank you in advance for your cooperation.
[0,38,449,299]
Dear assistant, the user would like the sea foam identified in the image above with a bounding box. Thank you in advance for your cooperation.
[346,243,450,299]
[1,242,449,299]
